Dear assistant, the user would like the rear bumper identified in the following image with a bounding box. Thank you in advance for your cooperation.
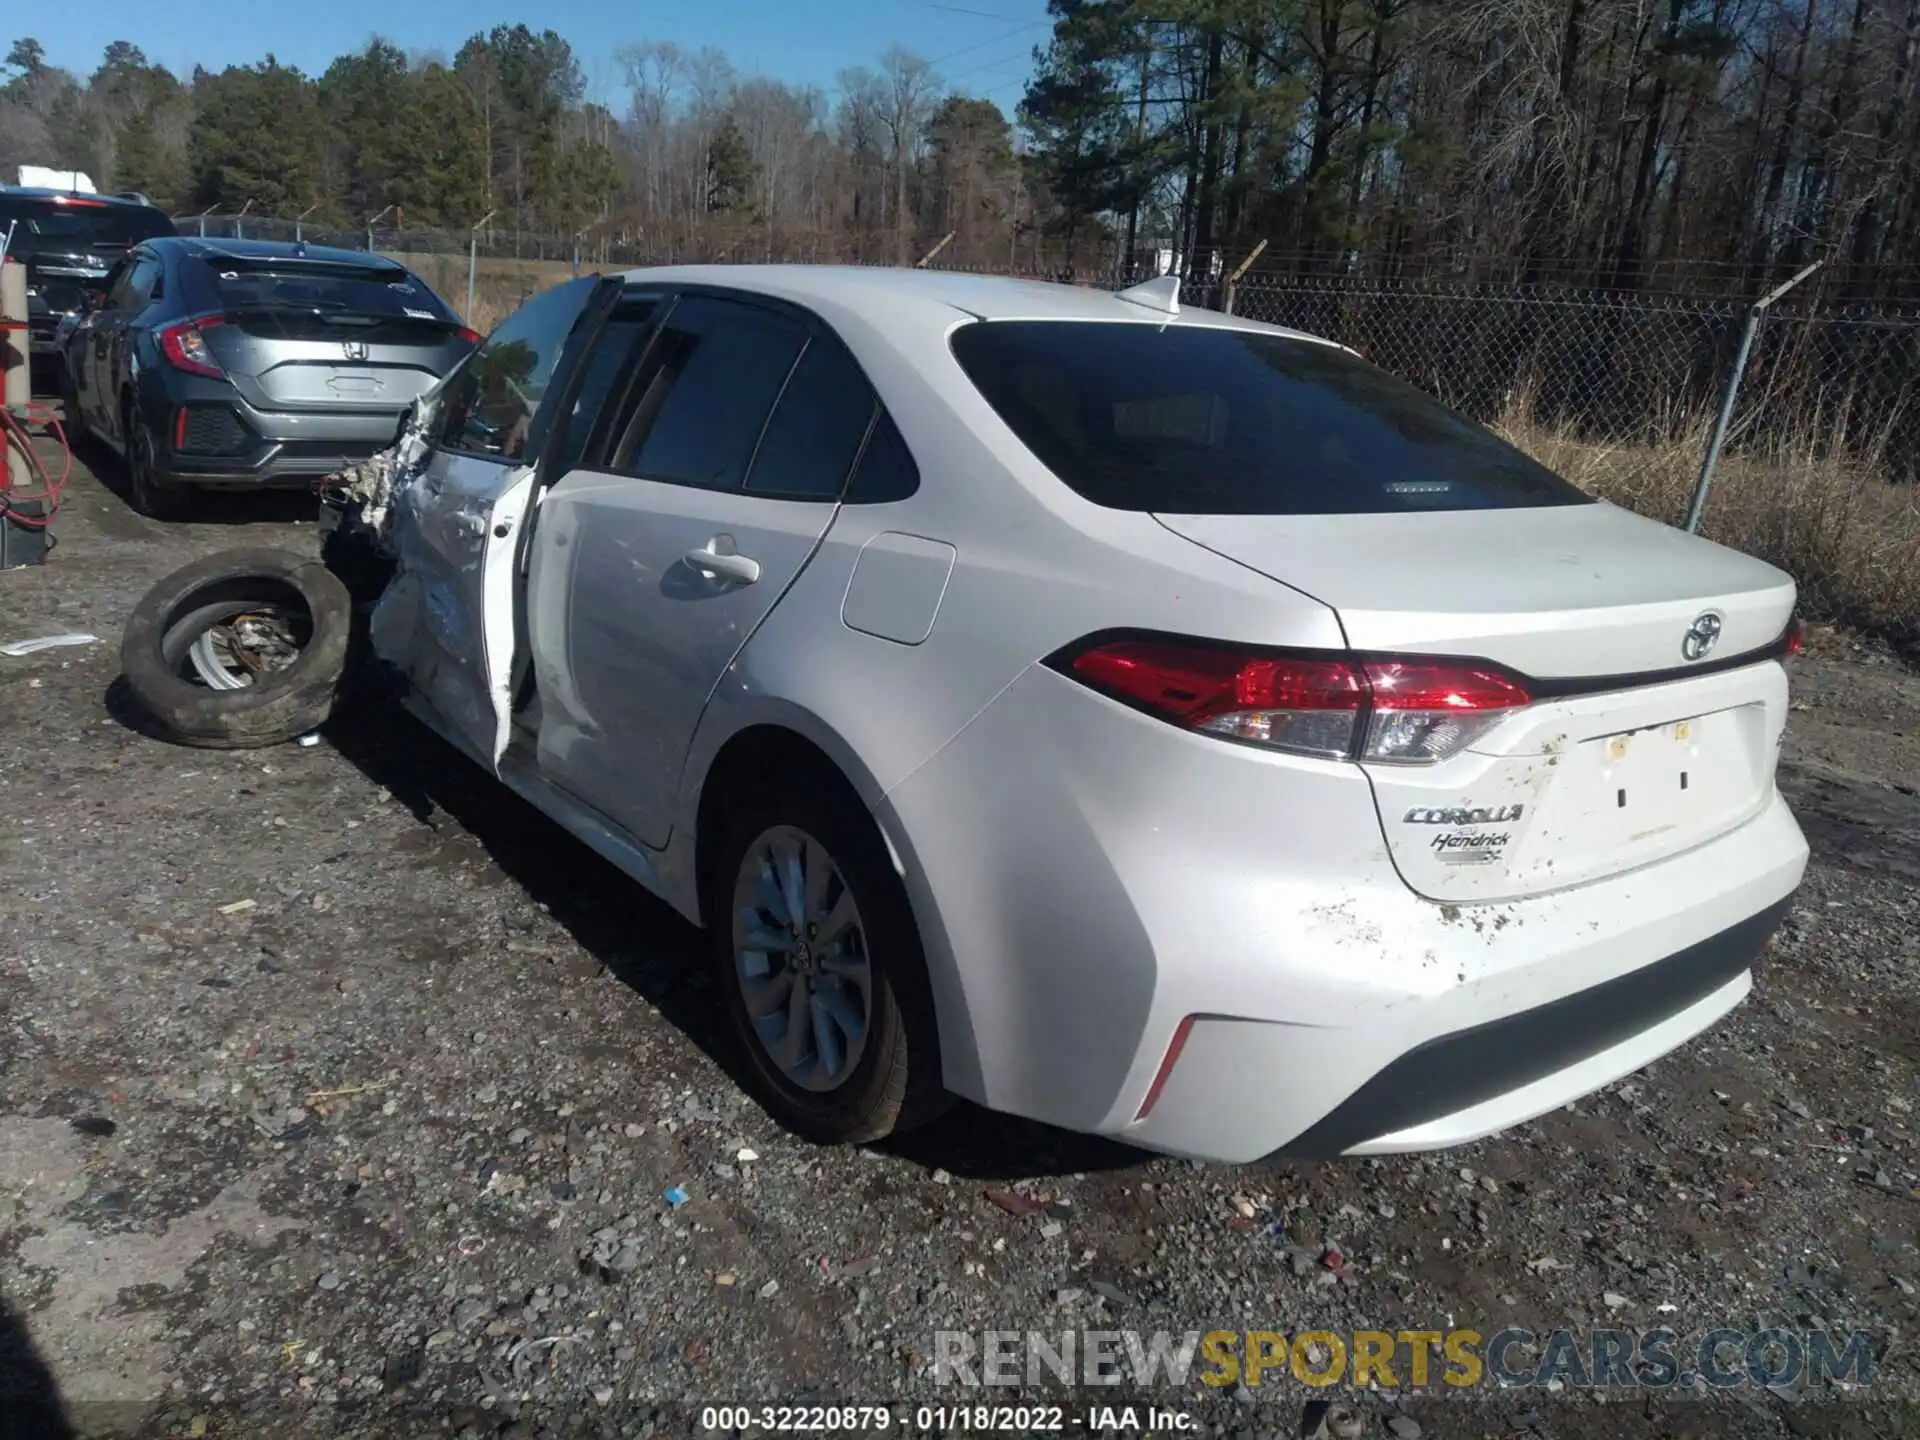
[1274,897,1789,1156]
[145,381,405,489]
[880,663,1809,1164]
[158,451,380,490]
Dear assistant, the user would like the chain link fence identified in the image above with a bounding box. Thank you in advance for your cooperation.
[184,212,1920,648]
[1225,273,1920,648]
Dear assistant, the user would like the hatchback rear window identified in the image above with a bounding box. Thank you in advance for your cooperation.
[198,258,454,328]
[0,197,174,250]
[948,321,1591,515]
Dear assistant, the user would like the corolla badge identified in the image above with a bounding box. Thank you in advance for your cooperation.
[1682,611,1724,661]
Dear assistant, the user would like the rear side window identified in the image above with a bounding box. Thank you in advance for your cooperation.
[609,296,806,491]
[846,412,918,503]
[744,338,877,500]
[949,321,1590,515]
[437,276,597,461]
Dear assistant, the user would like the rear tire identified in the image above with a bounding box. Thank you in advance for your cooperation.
[60,364,88,442]
[121,548,354,749]
[706,773,949,1145]
[124,406,190,520]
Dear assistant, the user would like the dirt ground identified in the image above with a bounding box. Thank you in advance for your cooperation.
[1,439,1916,1440]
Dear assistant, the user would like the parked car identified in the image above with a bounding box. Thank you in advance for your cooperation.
[0,186,175,370]
[63,236,478,517]
[122,267,1808,1162]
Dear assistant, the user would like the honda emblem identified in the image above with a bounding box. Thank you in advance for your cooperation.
[341,340,369,362]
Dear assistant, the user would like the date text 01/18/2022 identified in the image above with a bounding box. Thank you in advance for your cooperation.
[696,1404,1195,1431]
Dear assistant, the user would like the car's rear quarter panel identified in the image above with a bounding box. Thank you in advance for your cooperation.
[674,304,1351,1100]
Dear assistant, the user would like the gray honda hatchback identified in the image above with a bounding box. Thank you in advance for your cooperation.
[63,236,478,517]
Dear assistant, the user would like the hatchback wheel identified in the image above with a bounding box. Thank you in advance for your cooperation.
[709,776,948,1144]
[60,365,88,442]
[125,411,189,520]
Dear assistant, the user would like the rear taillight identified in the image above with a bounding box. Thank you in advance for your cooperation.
[158,313,227,379]
[457,326,481,345]
[1361,658,1533,763]
[1050,634,1531,765]
[1062,637,1364,759]
[1784,616,1806,656]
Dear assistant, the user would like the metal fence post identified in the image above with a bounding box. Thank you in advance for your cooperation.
[1221,239,1267,316]
[467,210,498,325]
[1685,258,1823,533]
[365,205,394,255]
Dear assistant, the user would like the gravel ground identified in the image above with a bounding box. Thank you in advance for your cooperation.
[2,444,1917,1440]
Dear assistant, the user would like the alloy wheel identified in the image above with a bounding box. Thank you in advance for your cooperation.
[730,825,873,1093]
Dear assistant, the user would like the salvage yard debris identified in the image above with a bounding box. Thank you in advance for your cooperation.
[0,631,96,656]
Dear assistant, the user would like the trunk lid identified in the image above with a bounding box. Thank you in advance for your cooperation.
[1155,502,1797,902]
[189,252,473,415]
[205,312,467,414]
[1154,502,1793,675]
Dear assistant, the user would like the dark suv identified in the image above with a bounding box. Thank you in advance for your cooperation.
[63,236,479,517]
[0,188,176,366]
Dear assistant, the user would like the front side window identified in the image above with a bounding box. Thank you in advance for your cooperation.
[546,297,662,478]
[103,259,141,311]
[436,276,597,461]
[128,257,162,306]
[949,321,1591,515]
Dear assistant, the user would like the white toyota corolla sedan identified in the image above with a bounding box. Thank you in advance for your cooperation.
[354,265,1809,1163]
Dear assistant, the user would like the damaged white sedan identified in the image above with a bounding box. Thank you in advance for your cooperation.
[121,266,1809,1161]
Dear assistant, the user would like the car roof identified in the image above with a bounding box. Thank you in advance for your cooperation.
[157,236,402,268]
[612,263,1332,342]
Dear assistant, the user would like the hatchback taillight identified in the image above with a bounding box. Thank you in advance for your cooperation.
[1049,633,1531,765]
[158,313,227,379]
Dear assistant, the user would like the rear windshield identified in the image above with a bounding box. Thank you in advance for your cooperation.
[199,258,455,328]
[0,197,174,250]
[948,321,1591,515]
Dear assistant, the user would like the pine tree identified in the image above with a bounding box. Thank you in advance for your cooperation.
[188,58,322,212]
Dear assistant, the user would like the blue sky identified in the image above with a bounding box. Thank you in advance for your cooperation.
[39,0,1055,112]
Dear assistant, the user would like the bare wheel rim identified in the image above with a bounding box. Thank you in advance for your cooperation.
[186,607,305,690]
[731,824,873,1094]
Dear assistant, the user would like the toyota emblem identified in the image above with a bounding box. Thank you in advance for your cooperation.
[1681,611,1724,661]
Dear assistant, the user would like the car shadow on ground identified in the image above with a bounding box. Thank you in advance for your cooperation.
[62,422,318,528]
[0,1299,74,1440]
[316,704,1150,1183]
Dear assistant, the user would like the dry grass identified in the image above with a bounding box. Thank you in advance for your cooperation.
[381,251,580,334]
[1493,403,1920,646]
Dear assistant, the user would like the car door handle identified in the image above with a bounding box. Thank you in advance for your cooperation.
[682,542,761,585]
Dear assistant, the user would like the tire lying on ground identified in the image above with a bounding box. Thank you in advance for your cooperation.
[120,548,355,749]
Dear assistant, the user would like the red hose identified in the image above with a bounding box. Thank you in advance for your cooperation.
[1,399,71,529]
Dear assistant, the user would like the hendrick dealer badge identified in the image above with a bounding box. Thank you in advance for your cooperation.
[1404,803,1525,866]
